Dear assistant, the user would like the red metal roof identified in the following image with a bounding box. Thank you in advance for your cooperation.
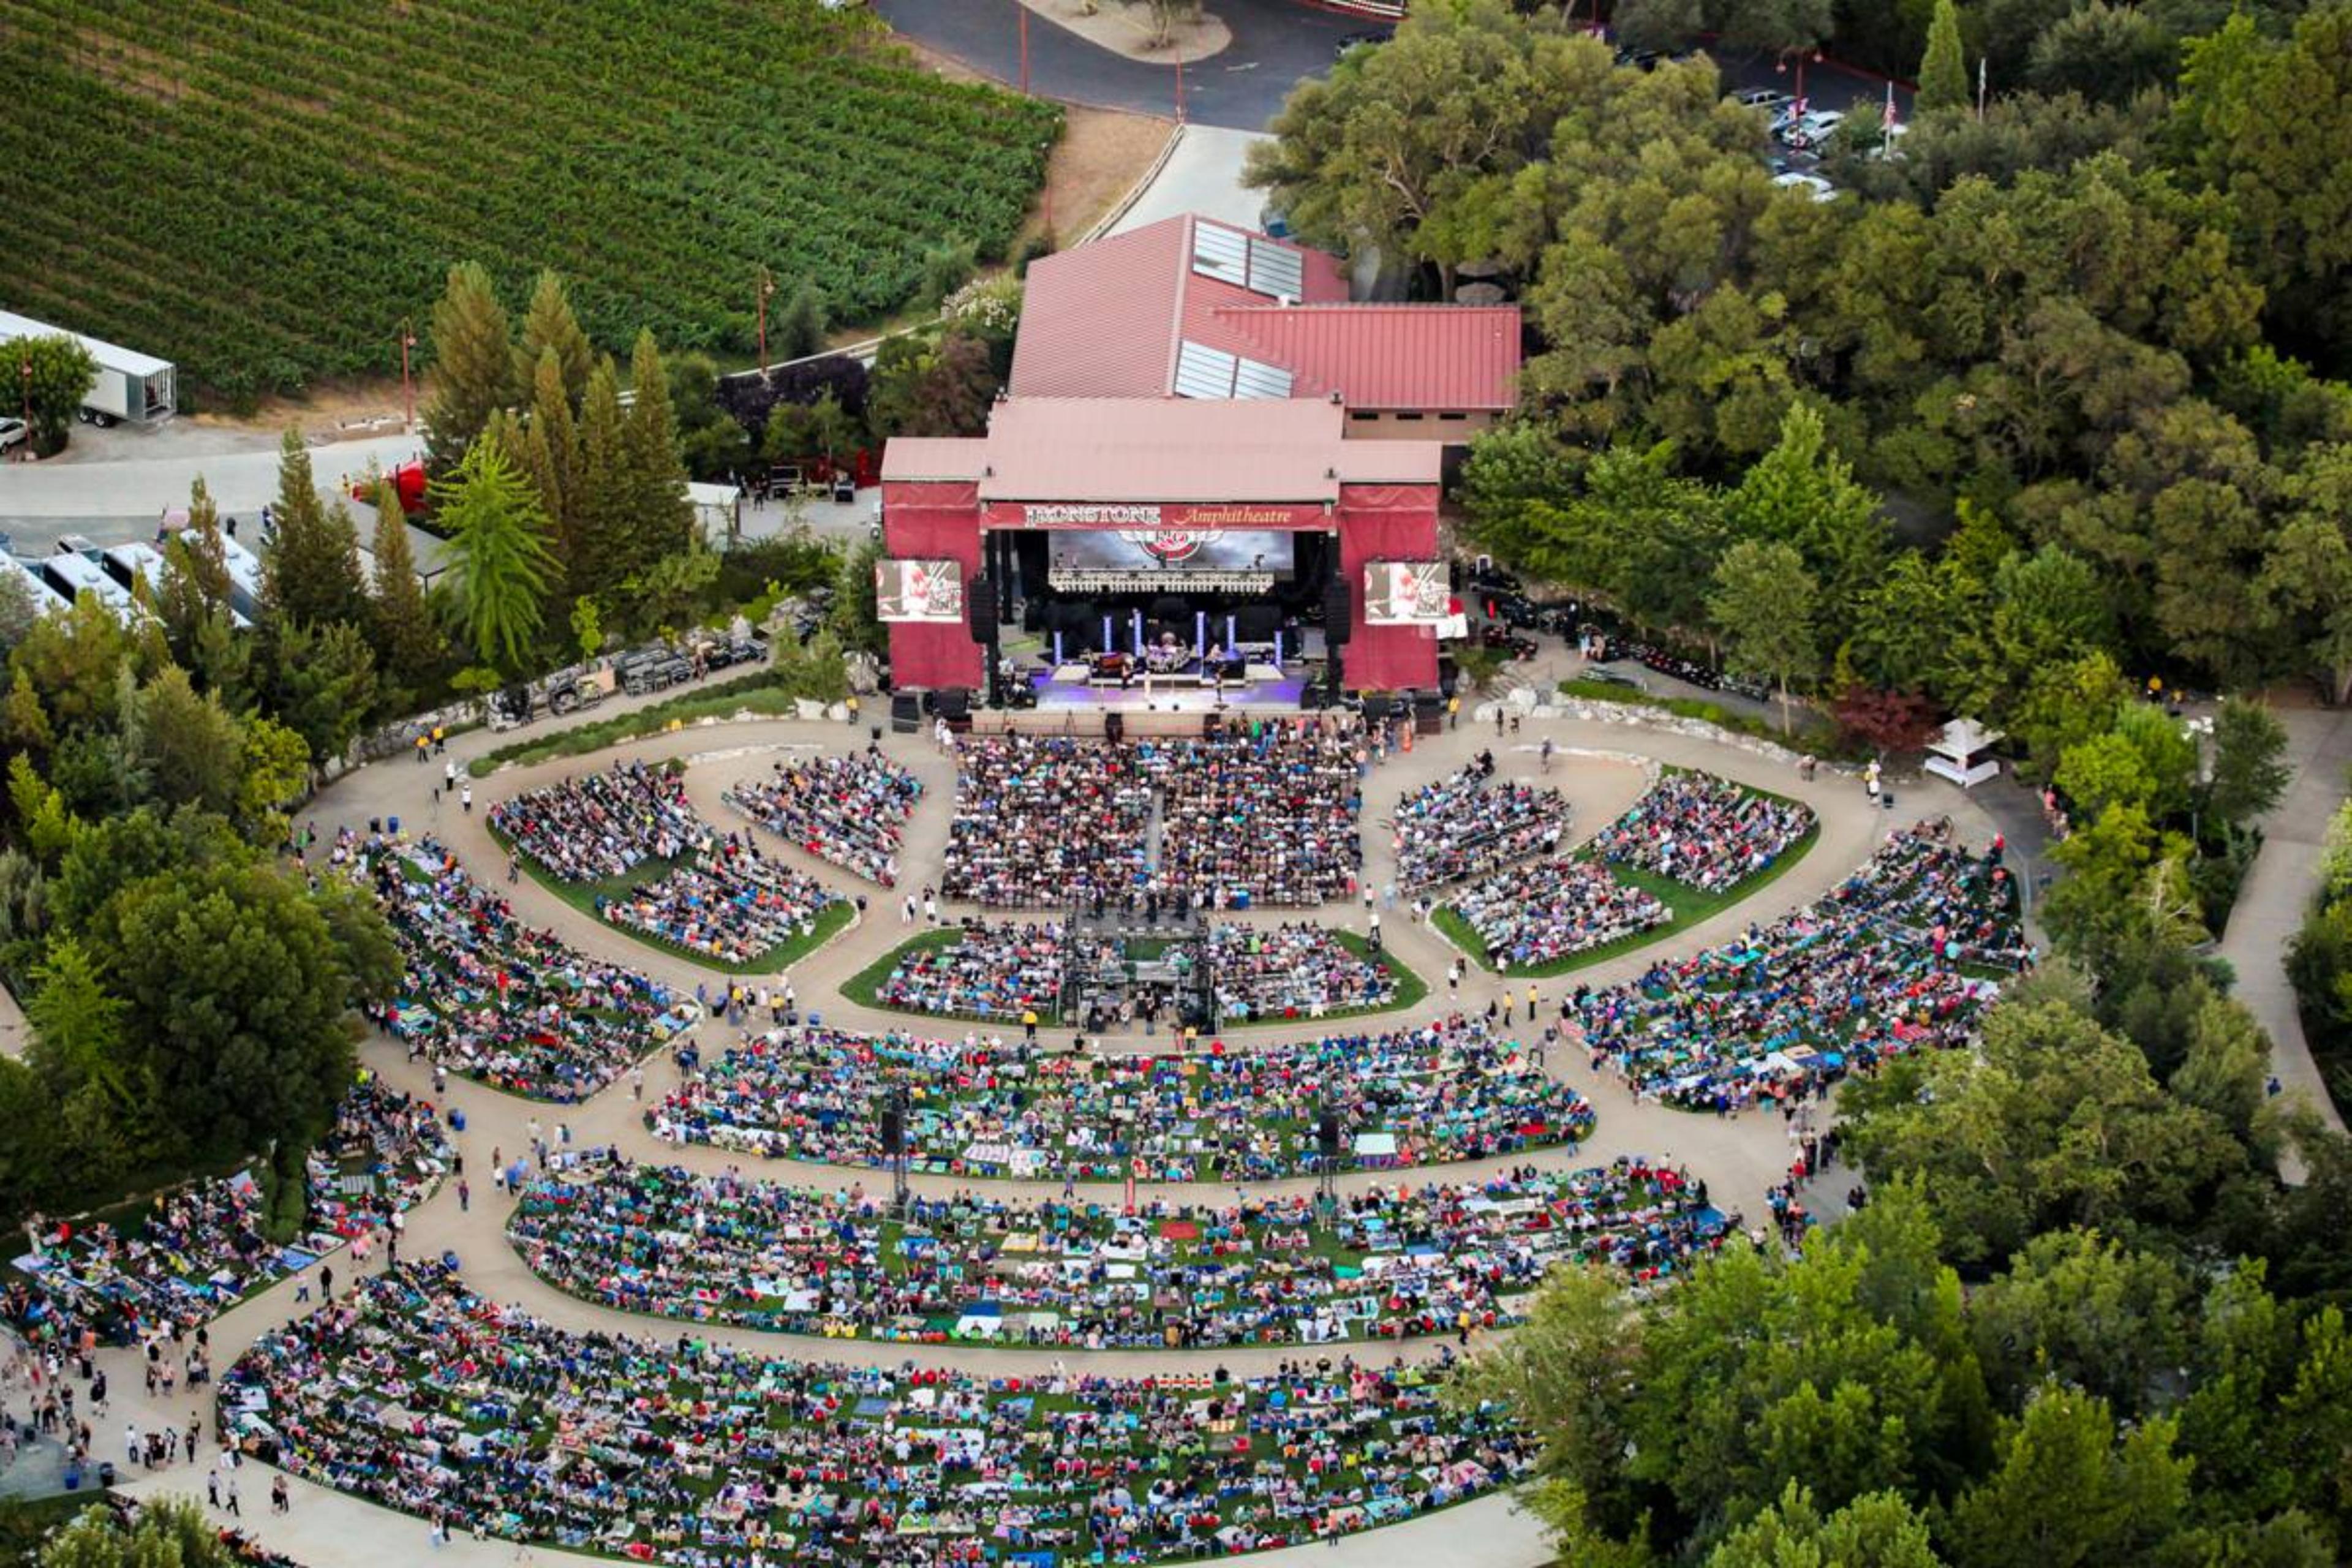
[884,398,1443,504]
[1215,303,1523,412]
[1014,214,1477,403]
[979,398,1354,502]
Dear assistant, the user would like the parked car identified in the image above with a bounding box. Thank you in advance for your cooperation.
[1735,88,1791,111]
[1772,171,1839,203]
[1614,45,1660,70]
[0,418,25,454]
[1580,665,1648,692]
[1335,29,1388,60]
[1782,109,1847,149]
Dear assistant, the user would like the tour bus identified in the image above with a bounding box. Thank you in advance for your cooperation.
[108,538,256,630]
[40,545,138,618]
[217,535,266,624]
[1,552,72,618]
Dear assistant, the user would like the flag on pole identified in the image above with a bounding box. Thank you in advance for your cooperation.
[1883,80,1898,130]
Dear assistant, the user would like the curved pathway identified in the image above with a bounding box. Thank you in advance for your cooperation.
[75,667,2007,1568]
[2216,706,2352,1174]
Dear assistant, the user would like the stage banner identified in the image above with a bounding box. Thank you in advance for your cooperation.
[1363,560,1451,625]
[983,500,1331,532]
[875,559,967,624]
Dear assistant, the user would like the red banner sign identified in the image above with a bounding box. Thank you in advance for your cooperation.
[982,500,1332,532]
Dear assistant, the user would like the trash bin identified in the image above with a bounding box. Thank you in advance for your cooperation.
[449,1109,466,1133]
[388,815,401,835]
[98,1461,116,1487]
[441,1249,461,1271]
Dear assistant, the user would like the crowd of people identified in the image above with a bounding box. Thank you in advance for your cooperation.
[1449,859,1668,971]
[1205,924,1398,1023]
[508,1156,1723,1351]
[1572,818,2028,1110]
[869,921,1117,1025]
[939,735,1155,907]
[649,1019,1592,1182]
[358,835,696,1101]
[1148,723,1363,907]
[1,1080,448,1349]
[722,752,925,887]
[486,758,693,883]
[940,722,1365,910]
[491,761,844,967]
[1391,761,1570,893]
[1589,772,1815,892]
[221,1262,1530,1564]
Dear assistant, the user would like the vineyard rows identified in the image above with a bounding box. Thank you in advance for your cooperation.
[0,0,1061,399]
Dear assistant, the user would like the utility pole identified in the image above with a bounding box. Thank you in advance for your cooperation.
[399,318,417,434]
[1018,4,1030,94]
[756,268,777,377]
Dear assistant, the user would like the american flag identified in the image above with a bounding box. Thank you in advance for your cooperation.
[1883,80,1899,130]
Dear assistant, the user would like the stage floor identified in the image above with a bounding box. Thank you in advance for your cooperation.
[1028,671,1307,712]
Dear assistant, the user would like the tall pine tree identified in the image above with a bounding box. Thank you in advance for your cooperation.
[527,347,581,573]
[624,329,695,568]
[1919,0,1969,112]
[570,357,634,603]
[423,261,514,473]
[513,270,593,412]
[369,480,442,691]
[262,431,368,631]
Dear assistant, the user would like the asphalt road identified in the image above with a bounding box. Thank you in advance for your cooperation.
[871,3,1910,133]
[872,0,1372,129]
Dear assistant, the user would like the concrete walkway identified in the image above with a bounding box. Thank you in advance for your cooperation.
[1109,125,1273,235]
[55,647,2011,1568]
[2216,705,2352,1161]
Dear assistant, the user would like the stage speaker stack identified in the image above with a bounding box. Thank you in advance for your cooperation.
[1414,690,1444,736]
[1105,711,1126,745]
[890,692,922,734]
[1322,581,1352,645]
[880,1104,906,1157]
[1360,693,1394,723]
[937,687,970,723]
[1317,1111,1343,1159]
[967,575,992,641]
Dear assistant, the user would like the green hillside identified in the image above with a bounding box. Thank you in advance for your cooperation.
[0,0,1060,399]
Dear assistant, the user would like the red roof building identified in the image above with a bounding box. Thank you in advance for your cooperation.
[878,215,1514,697]
[1009,214,1520,434]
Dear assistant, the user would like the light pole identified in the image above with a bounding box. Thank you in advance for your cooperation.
[1174,37,1186,124]
[1018,3,1030,94]
[399,318,417,434]
[19,358,30,460]
[756,269,777,377]
[1777,45,1824,119]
